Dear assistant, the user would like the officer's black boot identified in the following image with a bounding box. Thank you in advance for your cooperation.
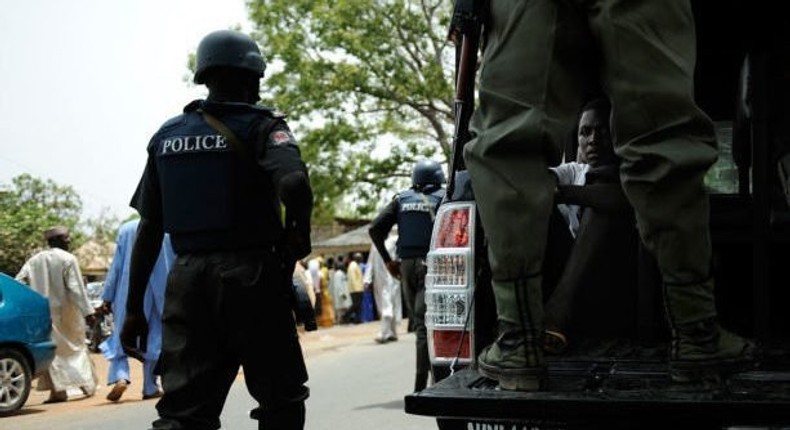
[256,401,306,430]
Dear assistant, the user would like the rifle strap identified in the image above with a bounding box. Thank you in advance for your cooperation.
[198,108,280,162]
[419,191,437,222]
[197,109,245,155]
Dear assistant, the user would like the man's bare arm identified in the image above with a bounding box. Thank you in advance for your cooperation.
[555,183,632,214]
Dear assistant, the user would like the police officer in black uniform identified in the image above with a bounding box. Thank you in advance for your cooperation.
[121,30,313,430]
[369,160,445,392]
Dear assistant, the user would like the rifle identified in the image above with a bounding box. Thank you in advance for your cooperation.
[446,0,486,200]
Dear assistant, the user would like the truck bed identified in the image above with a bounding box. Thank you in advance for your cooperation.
[405,350,790,430]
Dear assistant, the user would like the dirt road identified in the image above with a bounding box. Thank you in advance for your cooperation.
[17,321,392,416]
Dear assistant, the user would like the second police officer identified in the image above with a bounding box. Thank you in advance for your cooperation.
[121,30,313,430]
[369,160,446,392]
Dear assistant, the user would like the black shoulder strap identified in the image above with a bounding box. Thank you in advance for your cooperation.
[197,108,244,155]
[197,108,280,162]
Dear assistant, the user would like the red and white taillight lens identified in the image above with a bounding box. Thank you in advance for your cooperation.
[425,202,475,365]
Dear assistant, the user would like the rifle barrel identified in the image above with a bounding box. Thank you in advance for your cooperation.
[448,32,480,198]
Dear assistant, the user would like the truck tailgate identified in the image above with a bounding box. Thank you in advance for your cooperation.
[405,361,790,429]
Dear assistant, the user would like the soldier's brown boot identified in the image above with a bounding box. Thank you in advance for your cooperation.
[669,318,758,382]
[663,281,758,382]
[477,279,545,391]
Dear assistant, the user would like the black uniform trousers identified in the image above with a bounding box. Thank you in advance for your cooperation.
[152,250,309,430]
[400,257,429,391]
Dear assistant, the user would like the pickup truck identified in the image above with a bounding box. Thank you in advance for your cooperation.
[404,2,790,429]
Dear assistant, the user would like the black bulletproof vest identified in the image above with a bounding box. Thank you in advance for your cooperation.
[151,101,281,253]
[395,187,444,259]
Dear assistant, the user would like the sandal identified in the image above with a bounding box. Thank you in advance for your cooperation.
[44,391,68,404]
[543,329,568,355]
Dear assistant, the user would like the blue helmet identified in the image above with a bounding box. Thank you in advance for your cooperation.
[412,160,446,187]
[194,30,266,84]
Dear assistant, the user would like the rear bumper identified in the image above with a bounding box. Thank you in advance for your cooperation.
[28,340,56,377]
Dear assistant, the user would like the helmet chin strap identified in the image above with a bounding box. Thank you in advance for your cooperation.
[414,183,440,193]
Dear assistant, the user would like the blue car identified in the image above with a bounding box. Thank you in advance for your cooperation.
[0,272,56,414]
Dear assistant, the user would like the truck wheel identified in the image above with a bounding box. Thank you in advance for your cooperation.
[0,348,32,415]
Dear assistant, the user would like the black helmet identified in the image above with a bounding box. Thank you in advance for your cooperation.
[194,30,266,84]
[412,160,446,187]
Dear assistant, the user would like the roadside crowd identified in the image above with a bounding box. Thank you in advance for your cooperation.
[294,238,405,344]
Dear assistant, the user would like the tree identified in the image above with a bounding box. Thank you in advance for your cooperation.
[0,174,84,275]
[81,207,122,244]
[248,0,455,221]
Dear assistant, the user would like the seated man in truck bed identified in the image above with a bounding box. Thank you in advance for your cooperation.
[541,98,639,354]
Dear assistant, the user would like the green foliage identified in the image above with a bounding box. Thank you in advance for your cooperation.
[82,207,122,244]
[0,174,84,275]
[247,0,455,220]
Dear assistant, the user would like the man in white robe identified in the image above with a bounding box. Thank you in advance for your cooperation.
[307,257,323,316]
[364,235,402,343]
[16,226,98,403]
[329,259,351,324]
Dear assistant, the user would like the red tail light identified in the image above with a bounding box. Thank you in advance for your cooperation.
[434,207,470,248]
[427,202,476,367]
[432,330,471,360]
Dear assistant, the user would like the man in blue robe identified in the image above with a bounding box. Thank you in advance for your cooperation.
[100,217,174,401]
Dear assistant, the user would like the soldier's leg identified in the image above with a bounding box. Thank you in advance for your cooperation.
[246,353,309,430]
[411,259,430,391]
[400,260,417,332]
[401,258,429,391]
[463,0,593,390]
[241,256,309,430]
[152,256,238,430]
[590,0,755,380]
[246,365,308,430]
